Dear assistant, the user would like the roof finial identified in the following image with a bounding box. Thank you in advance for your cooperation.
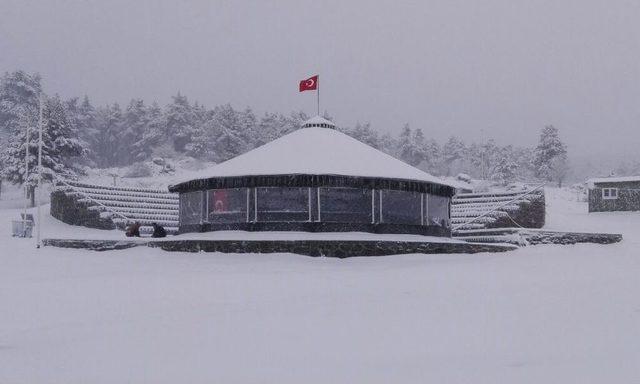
[301,115,336,129]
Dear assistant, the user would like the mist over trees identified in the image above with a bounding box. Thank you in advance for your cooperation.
[0,70,578,195]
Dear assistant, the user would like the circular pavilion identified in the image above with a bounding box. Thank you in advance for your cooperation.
[168,116,456,237]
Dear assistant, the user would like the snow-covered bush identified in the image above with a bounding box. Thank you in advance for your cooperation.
[456,173,472,183]
[124,162,152,178]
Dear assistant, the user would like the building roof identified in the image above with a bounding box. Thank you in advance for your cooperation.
[171,126,453,188]
[586,176,640,186]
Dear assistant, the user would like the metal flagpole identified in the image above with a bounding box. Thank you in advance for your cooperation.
[36,93,44,248]
[23,109,30,237]
[317,75,320,116]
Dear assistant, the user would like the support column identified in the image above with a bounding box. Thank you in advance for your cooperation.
[371,189,375,224]
[246,189,250,223]
[379,190,383,223]
[254,187,258,222]
[317,187,321,222]
[308,187,312,222]
[421,193,424,225]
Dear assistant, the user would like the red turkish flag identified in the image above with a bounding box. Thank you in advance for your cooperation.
[299,75,318,92]
[212,190,228,212]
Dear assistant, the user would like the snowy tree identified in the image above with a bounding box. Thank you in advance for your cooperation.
[422,138,441,173]
[92,104,124,167]
[285,111,309,133]
[255,112,286,147]
[209,104,253,162]
[238,107,258,148]
[533,125,568,186]
[189,104,251,162]
[469,139,498,180]
[491,145,519,185]
[397,124,416,165]
[442,136,466,176]
[378,132,397,156]
[164,93,196,152]
[64,97,94,163]
[512,146,535,180]
[72,96,98,166]
[350,122,380,149]
[140,102,166,157]
[411,128,427,166]
[122,99,150,162]
[0,71,42,197]
[253,110,309,148]
[1,95,83,206]
[0,71,42,136]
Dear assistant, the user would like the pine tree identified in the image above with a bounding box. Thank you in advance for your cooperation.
[378,133,397,156]
[93,103,124,167]
[469,139,498,180]
[533,125,568,186]
[255,112,285,147]
[140,102,166,157]
[351,122,380,149]
[397,124,415,164]
[238,107,258,149]
[442,136,466,176]
[492,145,519,185]
[122,99,149,162]
[411,128,427,166]
[206,104,250,162]
[75,96,98,166]
[0,71,42,197]
[0,71,42,136]
[165,93,196,152]
[423,138,441,173]
[1,95,83,205]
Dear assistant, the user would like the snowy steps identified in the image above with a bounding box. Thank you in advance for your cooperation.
[57,180,180,232]
[451,189,544,231]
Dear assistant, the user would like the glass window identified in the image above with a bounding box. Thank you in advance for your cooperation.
[179,191,203,225]
[602,188,618,200]
[427,194,450,227]
[381,190,422,225]
[257,187,309,222]
[207,188,248,223]
[320,188,372,223]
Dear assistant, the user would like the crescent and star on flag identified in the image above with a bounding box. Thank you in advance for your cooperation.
[299,75,320,115]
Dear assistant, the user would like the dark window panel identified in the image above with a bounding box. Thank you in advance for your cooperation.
[257,187,309,222]
[320,188,372,223]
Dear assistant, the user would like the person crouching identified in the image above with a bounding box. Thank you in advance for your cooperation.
[151,222,167,238]
[125,221,141,237]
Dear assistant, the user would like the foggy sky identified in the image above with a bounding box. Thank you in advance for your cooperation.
[1,0,639,162]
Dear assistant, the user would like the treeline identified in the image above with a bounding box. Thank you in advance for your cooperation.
[0,70,571,200]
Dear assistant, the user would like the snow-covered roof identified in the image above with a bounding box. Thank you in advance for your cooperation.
[173,127,453,187]
[302,115,335,128]
[586,176,640,186]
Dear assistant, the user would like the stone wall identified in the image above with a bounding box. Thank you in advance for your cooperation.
[50,190,116,230]
[487,193,546,229]
[148,239,516,257]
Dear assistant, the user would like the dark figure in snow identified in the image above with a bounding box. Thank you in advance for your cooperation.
[151,222,167,238]
[125,222,141,237]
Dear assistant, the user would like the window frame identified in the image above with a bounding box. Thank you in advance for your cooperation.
[206,188,250,224]
[602,188,618,200]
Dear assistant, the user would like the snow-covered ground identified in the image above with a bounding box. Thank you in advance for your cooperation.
[1,187,639,383]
